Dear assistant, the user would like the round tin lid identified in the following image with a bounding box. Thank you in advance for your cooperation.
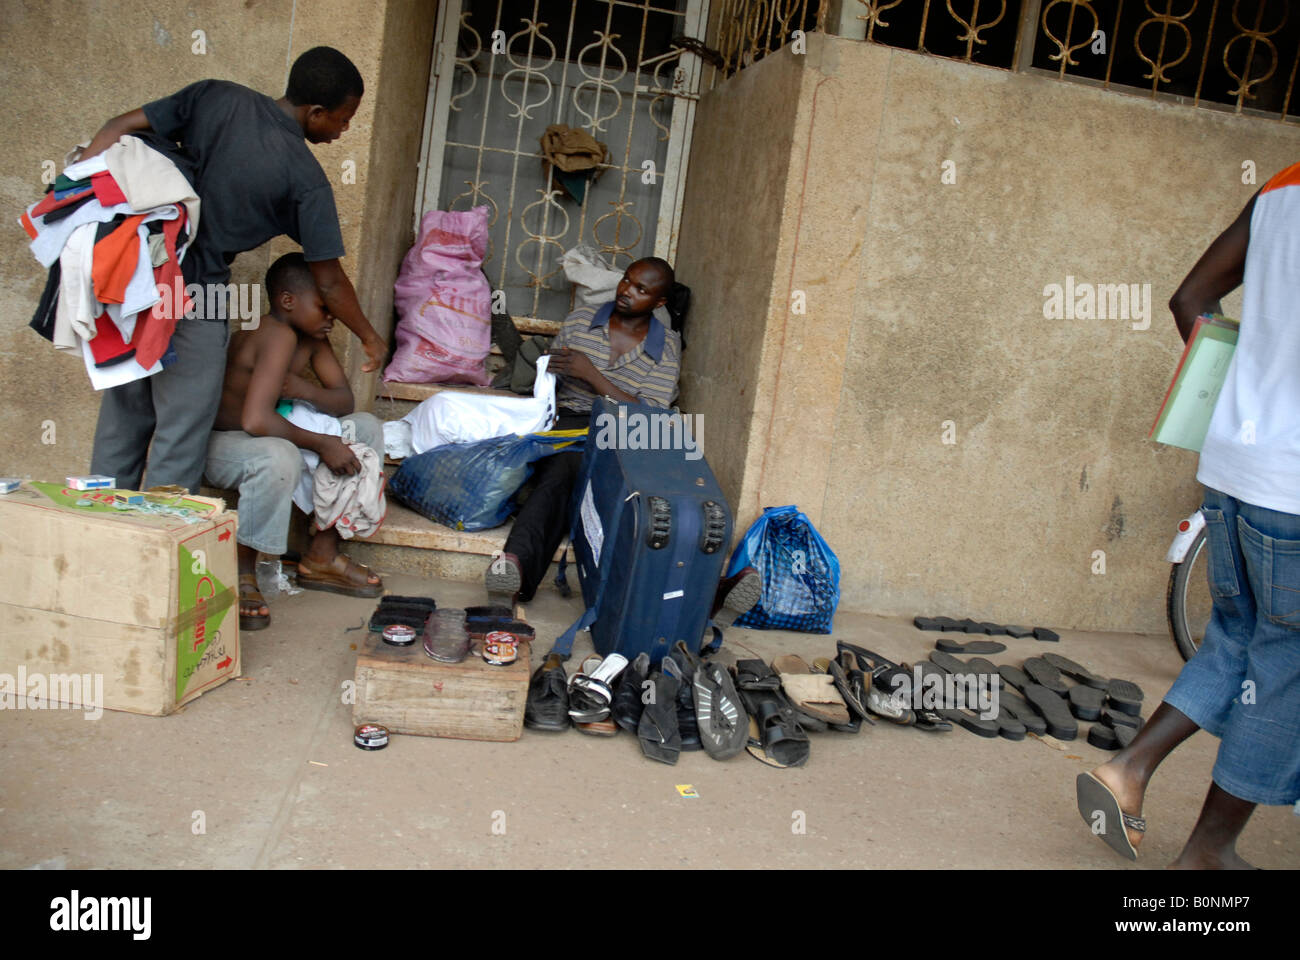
[382,624,417,646]
[354,723,390,750]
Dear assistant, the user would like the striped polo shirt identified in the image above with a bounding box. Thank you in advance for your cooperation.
[552,301,681,412]
[1198,162,1300,514]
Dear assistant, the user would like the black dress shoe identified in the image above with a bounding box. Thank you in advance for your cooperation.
[612,652,650,732]
[524,655,570,732]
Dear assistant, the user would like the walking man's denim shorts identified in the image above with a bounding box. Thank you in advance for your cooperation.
[1165,486,1300,805]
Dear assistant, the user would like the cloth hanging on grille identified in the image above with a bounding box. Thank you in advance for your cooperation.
[539,124,610,204]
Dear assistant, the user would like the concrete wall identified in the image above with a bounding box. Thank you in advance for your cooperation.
[0,0,435,483]
[676,34,1299,634]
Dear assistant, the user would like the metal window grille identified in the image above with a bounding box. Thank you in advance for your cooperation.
[711,0,1300,122]
[413,0,708,325]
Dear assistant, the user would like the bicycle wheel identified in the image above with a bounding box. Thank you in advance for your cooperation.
[1166,527,1212,661]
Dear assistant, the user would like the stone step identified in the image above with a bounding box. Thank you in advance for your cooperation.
[346,501,573,587]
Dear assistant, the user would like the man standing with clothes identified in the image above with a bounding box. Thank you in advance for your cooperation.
[1077,165,1300,867]
[80,46,387,493]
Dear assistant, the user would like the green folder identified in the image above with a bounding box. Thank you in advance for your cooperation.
[1150,315,1239,452]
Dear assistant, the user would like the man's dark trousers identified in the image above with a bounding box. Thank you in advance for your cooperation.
[90,316,229,493]
[504,410,589,601]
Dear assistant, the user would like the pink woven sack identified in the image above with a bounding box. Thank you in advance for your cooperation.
[384,205,492,386]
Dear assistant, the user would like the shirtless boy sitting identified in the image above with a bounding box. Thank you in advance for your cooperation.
[206,252,383,630]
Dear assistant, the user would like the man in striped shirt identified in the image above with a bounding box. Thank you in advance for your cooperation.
[487,257,680,602]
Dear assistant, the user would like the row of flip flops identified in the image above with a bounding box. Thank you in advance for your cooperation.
[920,649,1145,745]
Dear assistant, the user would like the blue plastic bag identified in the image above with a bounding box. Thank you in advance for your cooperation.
[389,429,585,531]
[726,505,840,633]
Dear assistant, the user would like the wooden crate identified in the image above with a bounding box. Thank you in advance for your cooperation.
[353,635,530,742]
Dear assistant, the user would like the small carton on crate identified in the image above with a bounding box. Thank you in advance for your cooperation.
[0,481,240,716]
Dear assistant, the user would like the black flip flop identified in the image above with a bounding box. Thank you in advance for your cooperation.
[916,660,998,738]
[1076,772,1145,861]
[1106,678,1145,716]
[997,663,1033,693]
[1043,653,1108,689]
[1023,657,1069,696]
[1004,625,1034,638]
[733,658,781,691]
[1023,683,1078,740]
[1101,706,1141,729]
[1033,627,1060,642]
[935,637,1008,655]
[913,616,943,631]
[1088,723,1121,750]
[1000,689,1047,737]
[1068,685,1106,721]
[813,654,876,726]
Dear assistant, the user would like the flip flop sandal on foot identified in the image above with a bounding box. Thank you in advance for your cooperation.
[638,667,681,764]
[238,574,271,631]
[297,553,384,598]
[772,655,851,725]
[935,637,1008,655]
[1076,772,1145,861]
[999,690,1047,737]
[1023,683,1077,740]
[693,661,749,760]
[1106,678,1145,716]
[1042,653,1108,689]
[1023,657,1069,697]
[1068,685,1106,721]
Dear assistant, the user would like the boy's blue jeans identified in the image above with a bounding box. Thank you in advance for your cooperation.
[203,412,382,555]
[1165,486,1300,805]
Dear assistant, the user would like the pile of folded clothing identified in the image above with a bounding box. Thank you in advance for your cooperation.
[20,134,200,389]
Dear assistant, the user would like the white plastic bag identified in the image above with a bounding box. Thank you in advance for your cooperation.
[402,354,557,455]
[560,243,673,324]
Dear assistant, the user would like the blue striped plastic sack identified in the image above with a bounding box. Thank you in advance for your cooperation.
[726,505,840,633]
[389,430,585,532]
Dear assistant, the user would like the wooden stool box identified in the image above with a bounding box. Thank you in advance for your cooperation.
[353,635,530,742]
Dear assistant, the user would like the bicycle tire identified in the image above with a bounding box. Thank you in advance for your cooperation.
[1166,527,1208,662]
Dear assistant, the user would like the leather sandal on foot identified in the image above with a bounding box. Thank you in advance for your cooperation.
[238,573,270,631]
[297,553,383,598]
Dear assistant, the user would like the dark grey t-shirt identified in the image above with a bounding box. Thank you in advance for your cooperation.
[143,79,345,286]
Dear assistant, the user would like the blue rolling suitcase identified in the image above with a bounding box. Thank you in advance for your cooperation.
[551,397,732,664]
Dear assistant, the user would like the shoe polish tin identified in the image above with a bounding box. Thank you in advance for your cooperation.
[481,630,518,666]
[354,723,390,750]
[382,624,417,646]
